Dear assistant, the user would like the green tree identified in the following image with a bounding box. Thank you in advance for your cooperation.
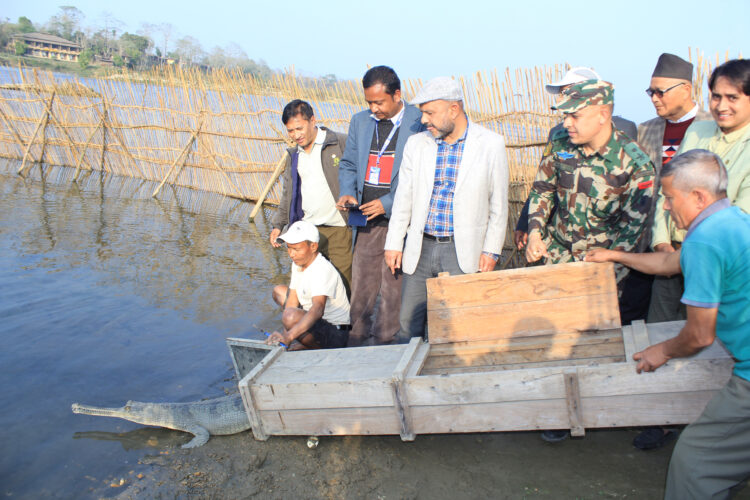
[17,16,34,33]
[119,32,152,69]
[79,48,93,69]
[112,53,124,67]
[14,40,27,56]
[47,6,84,41]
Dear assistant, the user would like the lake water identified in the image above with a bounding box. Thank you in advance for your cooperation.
[0,159,287,498]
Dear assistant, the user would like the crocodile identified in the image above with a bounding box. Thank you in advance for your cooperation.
[72,394,250,448]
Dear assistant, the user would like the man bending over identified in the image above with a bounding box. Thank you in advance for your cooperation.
[586,149,750,499]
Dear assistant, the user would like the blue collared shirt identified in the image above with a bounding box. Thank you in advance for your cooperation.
[424,124,469,237]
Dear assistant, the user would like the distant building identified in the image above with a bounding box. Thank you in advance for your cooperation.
[12,32,81,62]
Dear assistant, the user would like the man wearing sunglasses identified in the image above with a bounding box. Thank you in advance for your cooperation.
[639,53,712,319]
[632,53,713,451]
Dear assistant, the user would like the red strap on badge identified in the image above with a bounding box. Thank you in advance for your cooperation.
[638,180,654,190]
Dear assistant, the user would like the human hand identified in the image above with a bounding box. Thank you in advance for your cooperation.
[525,232,548,263]
[337,195,358,210]
[265,330,288,346]
[384,250,402,275]
[478,253,498,272]
[513,230,528,250]
[654,243,676,253]
[584,248,615,263]
[360,199,386,220]
[633,344,669,373]
[269,228,282,248]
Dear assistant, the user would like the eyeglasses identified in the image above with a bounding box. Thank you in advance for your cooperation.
[645,82,685,98]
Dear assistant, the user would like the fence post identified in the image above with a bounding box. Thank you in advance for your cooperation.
[248,150,288,223]
[18,90,56,177]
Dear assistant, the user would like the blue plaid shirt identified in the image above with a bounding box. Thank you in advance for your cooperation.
[424,124,469,237]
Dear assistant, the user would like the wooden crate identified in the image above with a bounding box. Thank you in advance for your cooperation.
[234,262,734,441]
[426,261,621,344]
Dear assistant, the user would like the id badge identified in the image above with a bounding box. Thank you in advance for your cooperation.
[367,165,380,184]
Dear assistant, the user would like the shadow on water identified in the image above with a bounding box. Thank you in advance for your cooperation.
[0,159,287,498]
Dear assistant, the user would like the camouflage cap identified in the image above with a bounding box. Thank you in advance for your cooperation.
[551,79,614,113]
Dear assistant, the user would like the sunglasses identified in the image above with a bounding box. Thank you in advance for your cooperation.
[645,82,685,98]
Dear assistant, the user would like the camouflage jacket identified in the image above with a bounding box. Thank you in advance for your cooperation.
[528,126,655,262]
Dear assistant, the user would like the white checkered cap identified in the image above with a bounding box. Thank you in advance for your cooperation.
[545,67,601,95]
[277,220,319,244]
[411,76,463,105]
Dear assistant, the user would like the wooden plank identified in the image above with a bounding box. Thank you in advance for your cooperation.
[259,362,402,385]
[391,337,422,441]
[631,320,651,353]
[407,357,731,407]
[407,365,569,406]
[427,294,621,344]
[422,340,625,370]
[580,391,717,427]
[622,324,637,362]
[238,346,284,441]
[564,370,585,437]
[406,342,431,378]
[426,261,617,309]
[429,328,623,356]
[260,406,401,436]
[261,344,405,370]
[256,345,405,385]
[420,355,624,376]
[409,391,719,435]
[647,320,732,360]
[411,399,571,434]
[576,358,733,398]
[252,379,394,410]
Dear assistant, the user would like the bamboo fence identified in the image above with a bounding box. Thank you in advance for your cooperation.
[0,51,732,265]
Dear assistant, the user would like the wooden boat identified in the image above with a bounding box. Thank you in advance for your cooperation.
[227,262,733,441]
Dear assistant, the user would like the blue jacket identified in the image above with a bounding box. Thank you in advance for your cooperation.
[338,102,425,224]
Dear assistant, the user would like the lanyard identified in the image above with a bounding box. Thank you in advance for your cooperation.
[374,114,402,167]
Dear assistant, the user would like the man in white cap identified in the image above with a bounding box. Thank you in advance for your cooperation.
[384,76,509,340]
[267,220,351,350]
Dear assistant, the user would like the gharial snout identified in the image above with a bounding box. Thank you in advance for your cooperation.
[71,403,128,418]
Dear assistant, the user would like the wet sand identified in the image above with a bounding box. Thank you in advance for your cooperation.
[102,426,748,499]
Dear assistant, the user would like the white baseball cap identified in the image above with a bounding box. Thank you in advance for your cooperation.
[276,220,319,244]
[545,67,601,95]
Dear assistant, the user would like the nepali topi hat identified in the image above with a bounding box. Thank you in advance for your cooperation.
[652,53,693,81]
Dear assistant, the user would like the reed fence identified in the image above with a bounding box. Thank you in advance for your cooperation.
[0,50,729,265]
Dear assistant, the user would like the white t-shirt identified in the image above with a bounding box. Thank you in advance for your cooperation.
[297,129,345,227]
[289,253,350,325]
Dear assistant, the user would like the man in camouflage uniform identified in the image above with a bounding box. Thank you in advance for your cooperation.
[525,80,655,287]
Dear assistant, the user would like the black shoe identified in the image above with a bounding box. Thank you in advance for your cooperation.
[541,430,569,443]
[633,427,676,450]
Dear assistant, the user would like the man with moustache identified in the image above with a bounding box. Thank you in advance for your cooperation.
[384,76,509,340]
[337,66,424,346]
[270,100,352,293]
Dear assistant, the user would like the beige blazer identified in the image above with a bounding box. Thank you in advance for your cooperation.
[384,122,509,274]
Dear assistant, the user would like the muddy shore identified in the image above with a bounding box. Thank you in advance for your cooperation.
[95,426,747,499]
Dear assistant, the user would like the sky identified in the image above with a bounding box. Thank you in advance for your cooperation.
[3,0,748,123]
